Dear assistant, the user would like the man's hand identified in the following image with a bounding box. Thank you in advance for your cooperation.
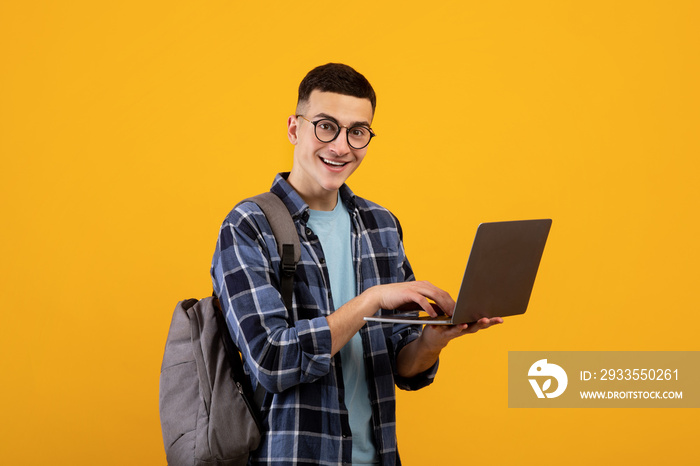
[368,280,455,318]
[421,317,504,351]
[328,280,454,356]
[369,280,503,354]
[396,317,503,378]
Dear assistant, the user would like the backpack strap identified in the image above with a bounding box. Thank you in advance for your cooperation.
[238,192,300,313]
[236,192,300,409]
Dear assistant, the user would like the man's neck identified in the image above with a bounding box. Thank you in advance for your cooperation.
[304,189,338,211]
[288,183,338,211]
[286,173,339,211]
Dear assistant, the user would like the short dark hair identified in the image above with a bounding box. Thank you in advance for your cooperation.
[297,63,376,113]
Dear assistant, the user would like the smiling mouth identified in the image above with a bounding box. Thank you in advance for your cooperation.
[321,157,348,167]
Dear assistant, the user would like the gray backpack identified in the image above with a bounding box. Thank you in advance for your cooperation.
[159,193,300,465]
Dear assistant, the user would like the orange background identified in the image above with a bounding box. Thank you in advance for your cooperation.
[1,1,698,464]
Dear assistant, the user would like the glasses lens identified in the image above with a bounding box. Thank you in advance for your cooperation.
[347,126,371,149]
[314,119,339,143]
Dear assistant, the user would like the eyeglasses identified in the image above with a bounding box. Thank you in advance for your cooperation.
[296,115,376,149]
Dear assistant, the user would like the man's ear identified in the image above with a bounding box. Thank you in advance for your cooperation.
[287,115,299,144]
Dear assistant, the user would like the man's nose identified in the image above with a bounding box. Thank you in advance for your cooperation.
[328,130,351,155]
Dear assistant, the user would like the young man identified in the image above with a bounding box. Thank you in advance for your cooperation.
[211,63,502,465]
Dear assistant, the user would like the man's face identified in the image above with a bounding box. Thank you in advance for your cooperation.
[287,90,374,209]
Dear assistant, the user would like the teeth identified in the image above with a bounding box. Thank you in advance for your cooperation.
[323,158,346,166]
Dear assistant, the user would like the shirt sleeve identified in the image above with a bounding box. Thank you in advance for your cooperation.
[387,214,440,391]
[211,203,332,393]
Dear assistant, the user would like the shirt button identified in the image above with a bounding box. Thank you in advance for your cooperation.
[305,228,313,236]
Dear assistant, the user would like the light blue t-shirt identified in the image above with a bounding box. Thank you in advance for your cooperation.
[307,194,378,465]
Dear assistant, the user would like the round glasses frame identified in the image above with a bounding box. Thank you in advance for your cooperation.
[296,115,376,149]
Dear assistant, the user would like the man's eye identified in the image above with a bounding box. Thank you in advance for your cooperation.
[318,120,338,131]
[351,127,368,137]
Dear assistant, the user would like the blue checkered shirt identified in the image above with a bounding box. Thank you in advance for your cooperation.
[211,173,438,465]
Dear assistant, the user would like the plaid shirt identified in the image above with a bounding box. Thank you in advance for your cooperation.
[211,173,438,466]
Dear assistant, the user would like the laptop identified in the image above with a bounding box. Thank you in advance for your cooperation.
[364,219,552,326]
